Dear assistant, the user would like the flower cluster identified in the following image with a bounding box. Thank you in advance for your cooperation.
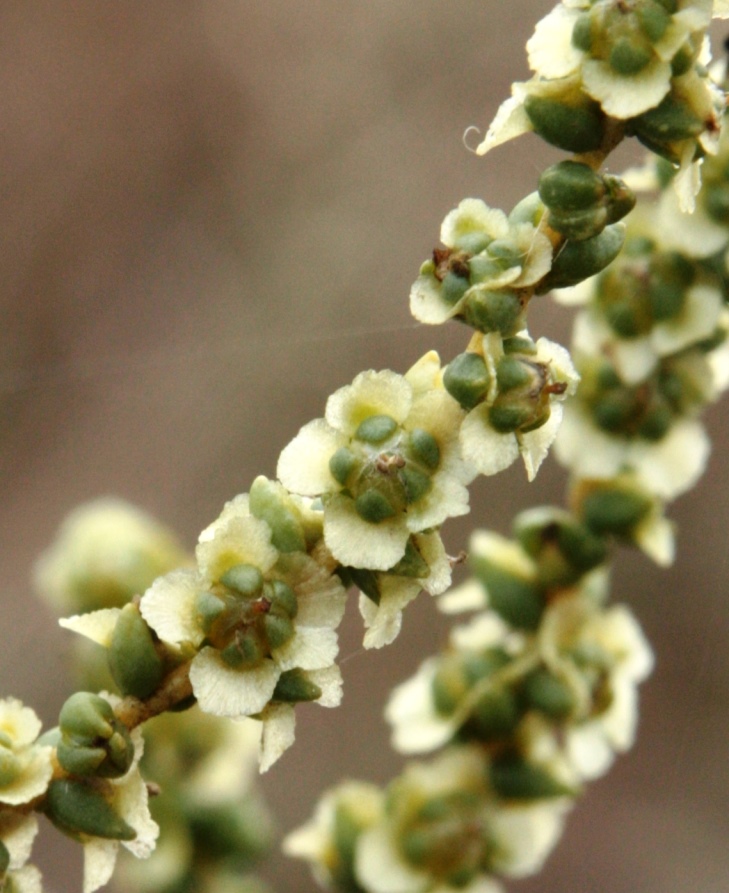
[478,0,728,210]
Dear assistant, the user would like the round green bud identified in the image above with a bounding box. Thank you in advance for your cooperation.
[580,487,653,536]
[0,750,22,787]
[466,254,503,283]
[523,94,605,154]
[59,692,114,742]
[265,579,298,618]
[443,352,491,410]
[593,390,640,432]
[502,335,537,355]
[539,161,605,212]
[486,239,522,266]
[522,668,576,719]
[399,465,432,505]
[571,12,593,52]
[263,611,295,650]
[489,754,574,800]
[461,287,525,336]
[631,94,704,147]
[273,669,322,703]
[603,175,636,224]
[496,355,537,393]
[196,591,226,632]
[538,224,625,292]
[108,603,165,700]
[249,475,306,553]
[440,271,470,307]
[609,37,652,75]
[408,428,440,470]
[355,414,398,445]
[220,563,264,597]
[548,206,608,242]
[471,554,543,630]
[638,0,671,40]
[508,191,545,227]
[329,446,358,487]
[488,401,535,434]
[220,631,266,668]
[354,489,398,524]
[469,687,520,740]
[45,778,136,841]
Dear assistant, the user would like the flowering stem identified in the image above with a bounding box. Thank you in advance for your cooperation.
[113,661,193,731]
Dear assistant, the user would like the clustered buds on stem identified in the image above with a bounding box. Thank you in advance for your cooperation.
[4,3,729,893]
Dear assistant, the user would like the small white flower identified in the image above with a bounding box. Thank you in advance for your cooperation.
[459,335,578,481]
[34,498,189,614]
[0,809,43,892]
[0,700,53,808]
[278,354,472,571]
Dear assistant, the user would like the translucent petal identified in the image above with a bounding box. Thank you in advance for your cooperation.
[139,569,202,647]
[527,6,582,78]
[277,419,345,496]
[326,370,412,432]
[59,608,121,648]
[323,495,409,571]
[460,405,520,476]
[190,649,279,718]
[273,626,339,672]
[259,703,296,773]
[581,58,671,118]
[356,825,426,893]
[476,91,533,156]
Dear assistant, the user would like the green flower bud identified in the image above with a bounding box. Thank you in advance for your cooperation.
[538,224,625,292]
[355,414,398,445]
[637,399,673,441]
[514,508,607,579]
[579,485,653,536]
[524,94,605,154]
[58,692,135,779]
[443,352,491,410]
[45,778,136,841]
[440,271,471,307]
[389,538,430,579]
[329,446,359,487]
[488,401,541,434]
[571,12,593,52]
[489,754,574,800]
[263,611,295,650]
[273,669,322,703]
[408,428,440,471]
[471,554,543,630]
[108,603,165,700]
[468,687,520,740]
[609,37,652,75]
[522,668,576,719]
[502,335,537,355]
[265,579,298,618]
[249,476,306,553]
[58,692,114,742]
[399,466,432,504]
[196,591,226,632]
[220,564,264,597]
[637,0,671,42]
[461,287,526,336]
[632,94,704,146]
[539,161,605,212]
[354,489,398,524]
[496,355,535,392]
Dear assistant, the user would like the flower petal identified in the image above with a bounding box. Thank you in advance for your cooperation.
[190,649,279,718]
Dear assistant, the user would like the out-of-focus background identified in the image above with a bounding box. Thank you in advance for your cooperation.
[1,2,728,891]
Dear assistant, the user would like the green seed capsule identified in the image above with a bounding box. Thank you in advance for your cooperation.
[108,603,165,700]
[632,94,704,145]
[399,465,432,504]
[440,271,470,307]
[524,94,605,153]
[266,580,298,618]
[220,564,263,597]
[538,224,625,292]
[354,489,397,523]
[45,779,136,841]
[56,742,107,777]
[461,287,525,336]
[443,352,491,410]
[59,692,114,742]
[539,161,605,212]
[580,487,653,536]
[496,355,537,393]
[272,669,322,703]
[489,754,574,800]
[249,475,306,553]
[471,555,543,630]
[488,402,534,434]
[355,414,398,445]
[609,37,652,75]
[408,428,440,470]
[263,611,295,650]
[522,668,576,719]
[329,446,358,487]
[571,12,593,52]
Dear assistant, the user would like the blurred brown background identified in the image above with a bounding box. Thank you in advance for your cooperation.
[1,2,728,891]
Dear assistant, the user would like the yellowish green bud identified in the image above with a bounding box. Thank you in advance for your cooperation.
[471,553,543,630]
[355,414,398,445]
[108,603,165,700]
[400,466,432,505]
[45,778,136,841]
[539,224,624,291]
[221,563,264,596]
[329,446,359,487]
[443,352,491,410]
[58,692,114,742]
[408,428,440,471]
[522,668,576,720]
[273,669,322,703]
[249,475,307,553]
[265,580,298,618]
[489,754,574,800]
[263,612,295,650]
[578,484,653,537]
[461,287,526,336]
[524,94,605,154]
[354,489,398,524]
[58,692,135,778]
